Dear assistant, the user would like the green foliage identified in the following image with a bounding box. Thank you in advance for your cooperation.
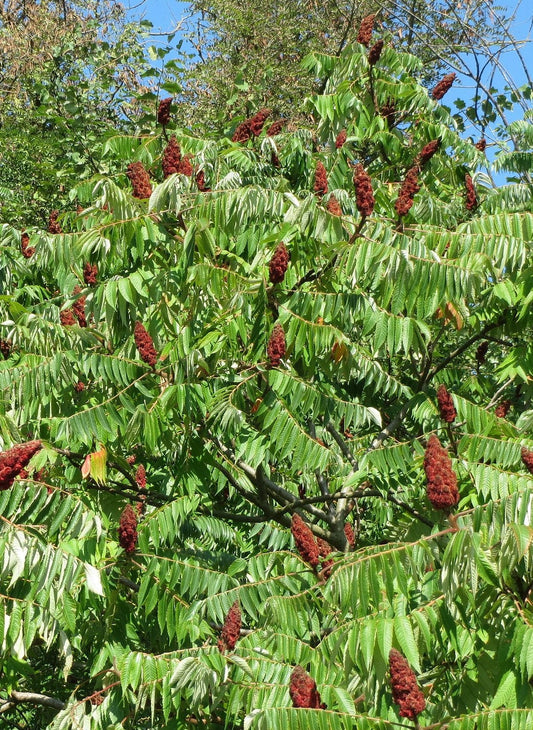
[1,29,533,730]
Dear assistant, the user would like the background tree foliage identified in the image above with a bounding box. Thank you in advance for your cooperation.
[1,9,533,730]
[0,0,151,227]
[178,0,516,132]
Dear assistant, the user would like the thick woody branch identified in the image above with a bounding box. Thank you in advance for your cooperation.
[0,691,65,714]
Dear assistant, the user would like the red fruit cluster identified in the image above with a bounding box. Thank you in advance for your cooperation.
[162,136,181,178]
[465,173,478,210]
[60,309,76,327]
[437,384,456,423]
[416,139,441,168]
[232,119,252,143]
[476,340,488,366]
[0,339,12,359]
[196,170,210,192]
[48,210,62,234]
[72,286,87,328]
[495,400,511,418]
[389,649,426,720]
[126,162,152,199]
[266,119,285,136]
[217,600,241,653]
[135,463,147,489]
[250,108,271,137]
[314,161,328,198]
[395,167,420,217]
[178,155,193,177]
[118,504,138,554]
[368,39,384,66]
[475,138,487,152]
[0,441,42,491]
[291,514,320,568]
[380,98,396,129]
[74,381,85,392]
[21,231,35,258]
[327,195,343,216]
[269,242,290,284]
[431,72,456,100]
[126,454,136,465]
[157,97,172,126]
[134,321,158,368]
[357,13,376,46]
[289,666,326,709]
[353,164,375,218]
[83,263,98,286]
[344,522,356,548]
[267,323,286,367]
[424,434,459,511]
[521,447,533,475]
[335,129,347,149]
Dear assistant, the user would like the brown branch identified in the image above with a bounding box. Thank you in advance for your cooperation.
[0,691,65,714]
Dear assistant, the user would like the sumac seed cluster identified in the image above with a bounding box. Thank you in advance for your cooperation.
[0,441,42,491]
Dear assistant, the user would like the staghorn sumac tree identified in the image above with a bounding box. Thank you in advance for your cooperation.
[1,25,533,730]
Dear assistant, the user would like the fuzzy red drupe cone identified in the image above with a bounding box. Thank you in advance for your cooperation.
[380,98,396,129]
[0,339,12,359]
[424,434,459,511]
[249,108,271,137]
[368,39,384,66]
[395,166,420,217]
[267,323,286,367]
[196,170,210,192]
[335,129,347,149]
[135,463,147,489]
[495,400,511,418]
[357,13,376,46]
[74,381,85,393]
[72,286,87,328]
[291,513,320,568]
[177,155,193,176]
[48,210,62,234]
[266,119,285,136]
[126,162,152,199]
[118,504,138,554]
[432,72,456,100]
[521,447,533,475]
[162,135,181,178]
[21,231,35,258]
[232,119,252,144]
[60,309,76,327]
[353,164,375,218]
[83,262,98,286]
[0,441,42,491]
[134,321,158,368]
[314,161,328,198]
[465,173,478,210]
[476,340,489,366]
[344,522,356,548]
[217,601,241,653]
[289,666,326,709]
[269,242,290,284]
[475,138,487,152]
[157,97,172,126]
[126,454,136,465]
[416,139,441,168]
[437,384,456,423]
[389,649,425,720]
[327,195,343,216]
